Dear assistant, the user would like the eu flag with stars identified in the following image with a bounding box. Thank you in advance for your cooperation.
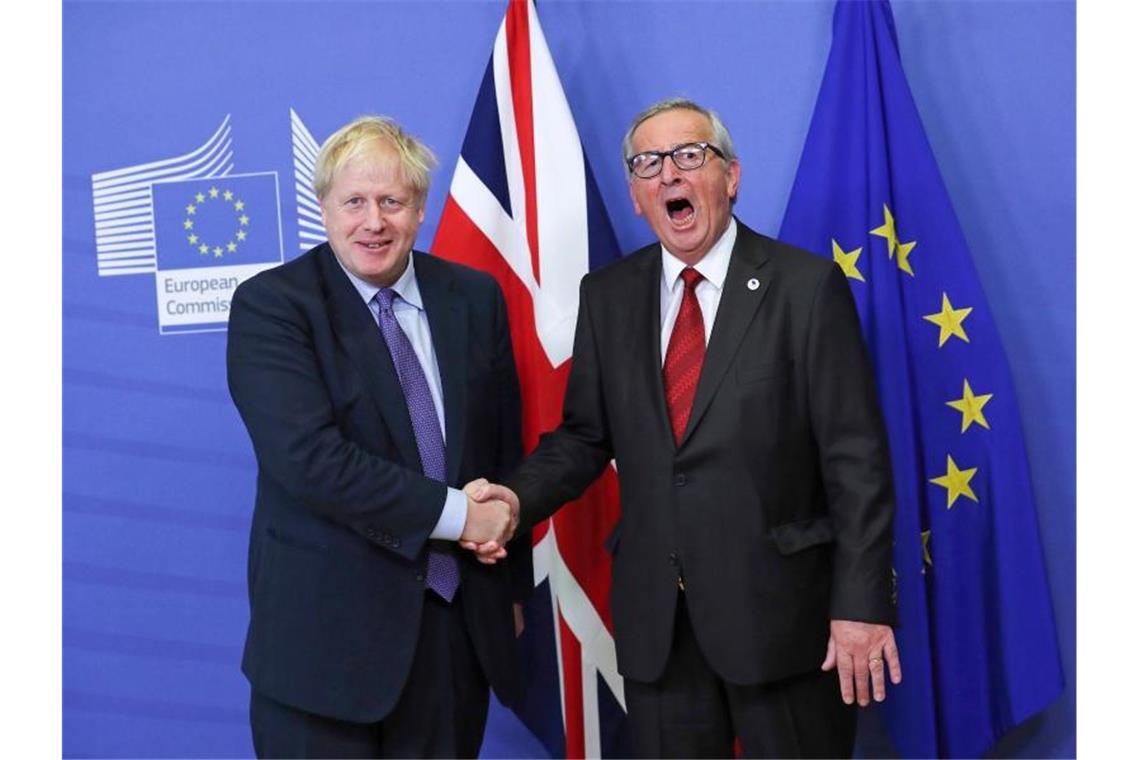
[779,2,1063,757]
[152,173,282,271]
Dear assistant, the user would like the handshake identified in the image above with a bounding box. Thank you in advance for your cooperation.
[458,478,519,564]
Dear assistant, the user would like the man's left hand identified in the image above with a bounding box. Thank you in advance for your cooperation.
[821,619,902,706]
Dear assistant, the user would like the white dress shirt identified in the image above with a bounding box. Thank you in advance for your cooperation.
[659,218,738,362]
[337,254,468,540]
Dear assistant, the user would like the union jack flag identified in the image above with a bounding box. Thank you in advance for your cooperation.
[431,1,627,756]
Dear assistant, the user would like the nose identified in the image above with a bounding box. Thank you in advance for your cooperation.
[659,156,682,184]
[363,200,385,230]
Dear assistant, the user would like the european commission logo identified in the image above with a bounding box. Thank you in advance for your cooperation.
[90,111,326,335]
[150,174,281,333]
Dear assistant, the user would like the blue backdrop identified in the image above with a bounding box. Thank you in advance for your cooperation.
[62,1,1074,757]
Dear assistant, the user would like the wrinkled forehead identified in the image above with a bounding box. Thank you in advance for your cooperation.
[631,108,714,152]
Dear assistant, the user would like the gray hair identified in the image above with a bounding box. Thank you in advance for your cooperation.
[314,115,438,205]
[621,98,737,179]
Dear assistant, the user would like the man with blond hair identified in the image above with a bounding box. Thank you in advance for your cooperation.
[227,115,528,757]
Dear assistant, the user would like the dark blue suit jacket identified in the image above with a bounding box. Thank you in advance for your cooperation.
[227,244,528,723]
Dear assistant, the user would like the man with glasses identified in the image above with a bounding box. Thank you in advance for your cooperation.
[469,99,901,757]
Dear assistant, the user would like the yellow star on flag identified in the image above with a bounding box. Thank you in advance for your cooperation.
[183,219,194,230]
[870,204,899,253]
[923,292,972,347]
[234,200,245,211]
[185,204,196,215]
[213,246,223,256]
[227,241,237,253]
[187,234,198,245]
[831,239,865,282]
[947,378,993,433]
[239,214,250,226]
[236,230,247,241]
[195,192,205,203]
[930,454,979,509]
[209,187,219,198]
[223,190,233,201]
[870,204,917,275]
[198,243,209,254]
[895,239,916,276]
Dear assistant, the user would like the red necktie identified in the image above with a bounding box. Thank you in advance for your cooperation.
[663,268,705,444]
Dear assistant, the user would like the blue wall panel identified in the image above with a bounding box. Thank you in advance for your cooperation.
[62,1,1074,756]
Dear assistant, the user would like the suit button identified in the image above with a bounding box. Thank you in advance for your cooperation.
[392,538,401,548]
[366,528,378,539]
[674,473,687,487]
[414,572,425,582]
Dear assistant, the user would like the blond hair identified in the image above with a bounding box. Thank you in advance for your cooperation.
[313,115,438,205]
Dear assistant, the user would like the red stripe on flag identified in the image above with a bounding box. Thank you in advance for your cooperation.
[505,0,542,285]
[434,198,619,631]
[432,198,563,446]
[558,610,586,759]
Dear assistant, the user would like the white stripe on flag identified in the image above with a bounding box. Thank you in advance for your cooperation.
[532,526,625,709]
[491,19,533,274]
[527,1,588,330]
[535,531,575,737]
[451,155,578,367]
[581,654,601,758]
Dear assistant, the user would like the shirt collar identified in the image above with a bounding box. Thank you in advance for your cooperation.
[336,252,424,311]
[660,217,737,292]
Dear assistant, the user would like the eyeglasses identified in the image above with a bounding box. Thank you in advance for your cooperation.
[626,142,727,179]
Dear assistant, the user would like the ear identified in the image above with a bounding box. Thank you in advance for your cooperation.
[319,199,329,229]
[628,181,644,217]
[417,204,426,224]
[725,160,741,201]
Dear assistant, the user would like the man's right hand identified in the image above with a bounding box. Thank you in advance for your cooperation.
[459,480,520,564]
[460,479,513,564]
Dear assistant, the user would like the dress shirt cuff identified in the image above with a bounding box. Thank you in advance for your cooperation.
[430,487,468,541]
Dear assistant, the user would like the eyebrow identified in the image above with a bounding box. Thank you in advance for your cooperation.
[635,140,705,153]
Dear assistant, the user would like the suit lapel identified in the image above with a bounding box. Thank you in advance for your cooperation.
[626,249,673,443]
[415,253,468,486]
[320,246,423,472]
[680,226,772,446]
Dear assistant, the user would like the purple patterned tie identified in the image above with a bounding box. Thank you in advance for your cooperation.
[374,288,460,602]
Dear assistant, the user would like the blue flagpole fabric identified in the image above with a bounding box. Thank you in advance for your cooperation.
[779,2,1063,757]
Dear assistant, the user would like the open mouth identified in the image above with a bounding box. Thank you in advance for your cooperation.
[666,198,695,225]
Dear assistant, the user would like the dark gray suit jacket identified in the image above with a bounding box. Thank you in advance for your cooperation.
[508,221,896,686]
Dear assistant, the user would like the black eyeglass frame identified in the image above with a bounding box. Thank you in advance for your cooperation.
[625,142,727,179]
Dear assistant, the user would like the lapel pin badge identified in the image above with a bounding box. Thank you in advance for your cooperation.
[747,277,760,291]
